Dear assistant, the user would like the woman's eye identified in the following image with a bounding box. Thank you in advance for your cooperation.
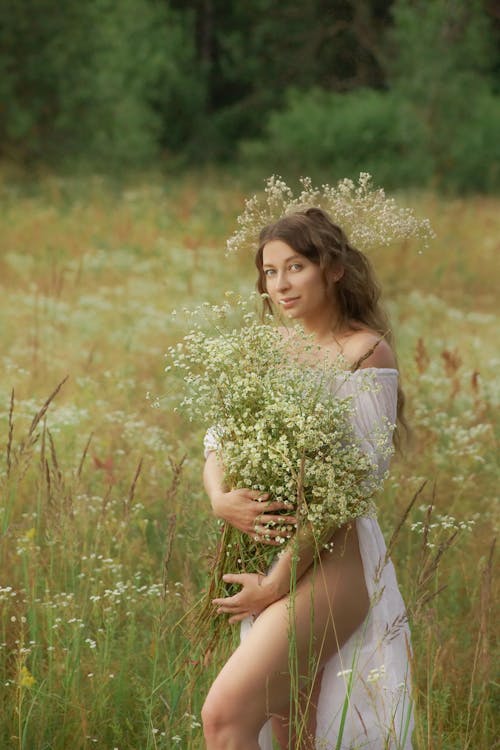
[290,263,302,271]
[264,269,276,277]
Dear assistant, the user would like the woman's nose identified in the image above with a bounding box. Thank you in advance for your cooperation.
[276,272,291,291]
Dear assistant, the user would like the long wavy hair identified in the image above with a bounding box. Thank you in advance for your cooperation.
[255,207,408,449]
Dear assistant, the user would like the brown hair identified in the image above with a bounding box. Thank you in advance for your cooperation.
[255,207,408,448]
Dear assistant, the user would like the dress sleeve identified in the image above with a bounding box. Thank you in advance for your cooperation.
[203,425,222,459]
[334,369,398,483]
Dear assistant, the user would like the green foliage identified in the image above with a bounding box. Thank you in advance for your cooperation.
[386,0,500,192]
[243,0,500,192]
[0,0,498,191]
[241,87,433,188]
[443,90,500,193]
[182,0,389,159]
[387,0,495,100]
[0,0,204,168]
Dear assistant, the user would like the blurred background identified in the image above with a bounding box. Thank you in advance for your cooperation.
[1,0,499,191]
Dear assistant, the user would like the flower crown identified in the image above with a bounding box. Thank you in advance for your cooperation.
[226,173,434,256]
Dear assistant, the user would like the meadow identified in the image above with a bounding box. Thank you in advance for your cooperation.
[0,169,498,749]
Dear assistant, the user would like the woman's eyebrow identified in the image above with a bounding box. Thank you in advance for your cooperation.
[263,255,301,267]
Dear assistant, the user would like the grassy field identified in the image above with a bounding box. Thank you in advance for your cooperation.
[0,169,498,749]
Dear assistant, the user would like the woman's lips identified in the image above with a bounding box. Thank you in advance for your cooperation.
[279,297,300,309]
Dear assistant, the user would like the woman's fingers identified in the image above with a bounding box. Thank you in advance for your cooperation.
[247,518,295,544]
[215,602,241,612]
[255,514,297,526]
[222,573,243,585]
[259,499,293,512]
[250,534,289,547]
[211,572,273,622]
[254,523,294,538]
[246,491,270,502]
[255,536,282,547]
[244,492,294,514]
[228,612,252,624]
[212,594,242,612]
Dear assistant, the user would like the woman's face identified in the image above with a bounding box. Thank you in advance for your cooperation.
[262,239,332,323]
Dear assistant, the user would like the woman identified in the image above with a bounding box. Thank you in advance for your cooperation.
[201,208,413,749]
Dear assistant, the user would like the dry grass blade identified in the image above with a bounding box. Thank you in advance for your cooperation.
[412,583,448,612]
[478,537,495,674]
[28,375,69,437]
[47,428,62,484]
[418,530,460,589]
[378,480,427,579]
[126,457,144,510]
[99,482,114,520]
[165,454,186,502]
[162,514,177,599]
[421,499,433,556]
[6,388,14,478]
[464,537,496,748]
[76,432,94,479]
[44,458,51,504]
[350,330,390,373]
[39,419,47,470]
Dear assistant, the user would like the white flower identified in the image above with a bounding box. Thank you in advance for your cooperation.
[167,297,386,579]
[226,173,434,256]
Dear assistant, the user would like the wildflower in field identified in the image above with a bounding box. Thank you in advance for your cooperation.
[367,665,386,683]
[19,665,36,689]
[410,507,475,548]
[336,668,353,677]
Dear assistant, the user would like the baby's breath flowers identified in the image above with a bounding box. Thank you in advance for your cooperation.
[226,173,434,257]
[166,296,387,602]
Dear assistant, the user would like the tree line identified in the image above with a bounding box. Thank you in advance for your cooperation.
[0,0,499,190]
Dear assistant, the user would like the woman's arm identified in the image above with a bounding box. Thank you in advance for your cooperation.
[203,450,227,507]
[261,522,331,600]
[204,451,296,542]
[217,504,338,619]
[214,521,340,622]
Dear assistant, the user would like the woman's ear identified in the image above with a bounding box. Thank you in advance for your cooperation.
[333,266,345,282]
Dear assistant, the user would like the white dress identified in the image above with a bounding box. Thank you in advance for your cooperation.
[205,368,414,750]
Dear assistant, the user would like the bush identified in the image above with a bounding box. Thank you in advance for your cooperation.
[386,0,500,193]
[241,87,434,189]
[0,0,204,169]
[438,90,500,193]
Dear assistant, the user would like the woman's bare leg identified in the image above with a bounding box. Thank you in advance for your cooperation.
[271,670,323,750]
[202,523,369,750]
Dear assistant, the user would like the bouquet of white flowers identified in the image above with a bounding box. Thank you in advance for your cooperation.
[167,296,387,606]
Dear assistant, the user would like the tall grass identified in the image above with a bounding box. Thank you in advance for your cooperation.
[0,170,498,748]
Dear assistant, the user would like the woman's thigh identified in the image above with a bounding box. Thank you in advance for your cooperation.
[203,524,369,737]
[271,669,323,750]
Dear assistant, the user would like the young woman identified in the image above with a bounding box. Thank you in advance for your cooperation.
[201,208,413,749]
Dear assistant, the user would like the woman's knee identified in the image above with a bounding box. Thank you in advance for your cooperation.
[201,688,242,743]
[202,683,263,746]
[201,691,224,740]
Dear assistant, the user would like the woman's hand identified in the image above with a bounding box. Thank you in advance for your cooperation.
[212,573,281,624]
[211,489,296,545]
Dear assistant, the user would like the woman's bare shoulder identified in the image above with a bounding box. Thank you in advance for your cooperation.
[341,329,397,370]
